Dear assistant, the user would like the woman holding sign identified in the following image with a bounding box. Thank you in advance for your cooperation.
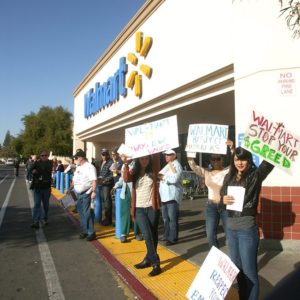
[187,140,233,249]
[221,147,274,300]
[123,154,162,277]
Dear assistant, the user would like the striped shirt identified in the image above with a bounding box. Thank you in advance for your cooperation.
[135,174,153,208]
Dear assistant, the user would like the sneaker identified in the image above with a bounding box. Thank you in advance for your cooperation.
[135,234,144,241]
[120,235,127,243]
[86,233,96,241]
[30,222,39,229]
[42,219,48,226]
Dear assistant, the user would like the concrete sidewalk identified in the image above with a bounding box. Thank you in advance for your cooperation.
[162,197,300,299]
[54,189,300,300]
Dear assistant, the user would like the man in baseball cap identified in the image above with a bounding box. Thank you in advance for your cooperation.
[73,149,86,158]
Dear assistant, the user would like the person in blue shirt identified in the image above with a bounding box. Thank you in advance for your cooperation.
[158,149,183,245]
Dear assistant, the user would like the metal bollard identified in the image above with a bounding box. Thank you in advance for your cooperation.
[65,173,70,191]
[59,172,64,194]
[115,188,121,239]
[94,186,102,223]
[55,172,60,189]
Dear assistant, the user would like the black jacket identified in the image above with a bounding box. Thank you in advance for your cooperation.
[30,160,52,189]
[220,160,274,218]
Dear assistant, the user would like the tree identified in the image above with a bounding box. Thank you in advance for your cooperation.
[280,0,300,38]
[21,106,73,156]
[3,130,12,147]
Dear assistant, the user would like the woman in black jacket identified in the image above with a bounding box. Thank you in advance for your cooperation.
[220,147,274,300]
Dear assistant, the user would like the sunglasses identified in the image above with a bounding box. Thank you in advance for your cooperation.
[211,157,221,162]
[41,154,48,157]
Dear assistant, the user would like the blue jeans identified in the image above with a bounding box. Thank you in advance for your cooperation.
[135,207,160,265]
[227,225,259,300]
[205,201,228,248]
[33,188,51,222]
[161,200,179,243]
[77,193,94,235]
[99,185,112,223]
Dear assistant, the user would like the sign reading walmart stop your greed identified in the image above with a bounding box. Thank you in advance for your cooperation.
[125,115,179,158]
[242,110,299,174]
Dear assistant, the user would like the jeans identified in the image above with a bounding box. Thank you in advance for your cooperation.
[161,200,179,243]
[33,188,51,222]
[227,225,259,300]
[99,185,112,223]
[205,201,228,248]
[135,207,160,265]
[77,192,94,235]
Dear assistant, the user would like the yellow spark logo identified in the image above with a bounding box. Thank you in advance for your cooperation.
[126,32,152,97]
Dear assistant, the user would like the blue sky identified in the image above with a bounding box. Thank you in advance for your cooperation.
[0,0,145,144]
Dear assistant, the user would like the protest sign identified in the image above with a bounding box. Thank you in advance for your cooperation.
[117,143,134,158]
[242,110,300,174]
[185,124,228,154]
[60,193,76,208]
[125,115,179,158]
[186,246,239,300]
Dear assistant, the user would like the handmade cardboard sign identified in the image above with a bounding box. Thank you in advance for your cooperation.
[242,110,299,174]
[125,115,179,158]
[185,124,228,154]
[186,246,239,300]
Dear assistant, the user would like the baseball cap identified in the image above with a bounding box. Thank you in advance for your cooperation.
[101,148,109,155]
[73,149,86,158]
[164,149,176,155]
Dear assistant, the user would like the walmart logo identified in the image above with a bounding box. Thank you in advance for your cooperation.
[84,32,153,119]
[126,32,153,97]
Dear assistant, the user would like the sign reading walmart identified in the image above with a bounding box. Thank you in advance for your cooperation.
[84,57,127,118]
[84,32,153,119]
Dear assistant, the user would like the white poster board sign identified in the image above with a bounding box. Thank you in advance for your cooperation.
[125,115,179,158]
[185,124,228,154]
[242,110,300,174]
[186,246,239,300]
[60,194,76,208]
[226,186,245,212]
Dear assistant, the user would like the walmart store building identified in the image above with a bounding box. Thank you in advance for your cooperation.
[72,0,300,242]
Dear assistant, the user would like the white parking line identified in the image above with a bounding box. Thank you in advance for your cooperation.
[27,183,65,300]
[0,178,15,228]
[0,175,9,185]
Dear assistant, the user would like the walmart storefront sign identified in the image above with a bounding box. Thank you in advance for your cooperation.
[84,57,127,118]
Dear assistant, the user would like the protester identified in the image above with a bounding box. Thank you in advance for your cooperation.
[111,155,143,243]
[56,160,64,173]
[25,156,34,182]
[123,154,162,277]
[158,149,183,245]
[221,147,274,300]
[187,140,233,249]
[69,149,97,241]
[111,146,123,184]
[30,150,53,229]
[14,159,20,177]
[51,156,58,185]
[98,148,114,226]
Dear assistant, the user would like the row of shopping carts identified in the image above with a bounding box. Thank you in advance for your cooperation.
[182,171,207,200]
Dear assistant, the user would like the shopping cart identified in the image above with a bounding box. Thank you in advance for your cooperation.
[182,171,208,200]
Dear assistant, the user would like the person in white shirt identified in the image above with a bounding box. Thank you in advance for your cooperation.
[158,149,183,245]
[69,149,97,241]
